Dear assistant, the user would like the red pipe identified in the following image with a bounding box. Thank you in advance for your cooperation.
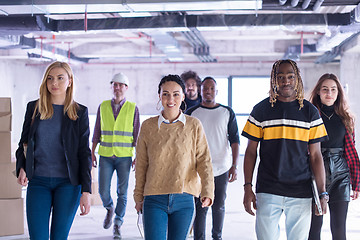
[52,34,55,54]
[68,43,71,63]
[40,36,43,59]
[149,36,152,58]
[84,5,88,32]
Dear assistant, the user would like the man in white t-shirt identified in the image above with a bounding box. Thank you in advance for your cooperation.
[186,76,240,240]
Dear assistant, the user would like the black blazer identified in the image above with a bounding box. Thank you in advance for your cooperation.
[16,100,92,193]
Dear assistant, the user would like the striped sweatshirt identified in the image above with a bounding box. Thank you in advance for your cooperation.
[242,98,328,198]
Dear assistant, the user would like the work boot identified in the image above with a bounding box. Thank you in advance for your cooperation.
[103,207,114,229]
[113,224,122,239]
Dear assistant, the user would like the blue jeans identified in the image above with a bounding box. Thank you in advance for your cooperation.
[143,193,195,240]
[98,156,132,226]
[194,171,228,240]
[256,193,312,240]
[26,176,81,240]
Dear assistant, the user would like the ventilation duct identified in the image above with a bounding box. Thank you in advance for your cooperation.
[316,32,360,64]
[0,35,35,49]
[0,13,354,34]
[283,44,317,61]
[146,31,183,62]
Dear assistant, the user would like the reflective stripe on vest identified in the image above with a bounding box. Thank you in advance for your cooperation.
[98,100,135,157]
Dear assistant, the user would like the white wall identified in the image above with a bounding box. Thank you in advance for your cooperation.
[0,60,44,154]
[0,59,352,154]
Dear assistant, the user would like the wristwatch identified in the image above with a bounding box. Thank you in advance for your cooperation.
[319,192,329,202]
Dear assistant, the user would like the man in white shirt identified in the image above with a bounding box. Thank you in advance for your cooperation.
[186,76,240,240]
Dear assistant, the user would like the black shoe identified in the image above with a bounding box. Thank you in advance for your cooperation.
[103,207,114,229]
[113,224,122,239]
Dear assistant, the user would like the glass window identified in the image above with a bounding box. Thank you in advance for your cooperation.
[199,76,228,106]
[232,77,269,114]
[236,115,250,155]
[214,77,228,106]
[231,76,269,155]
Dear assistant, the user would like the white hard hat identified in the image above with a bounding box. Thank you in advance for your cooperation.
[111,73,129,86]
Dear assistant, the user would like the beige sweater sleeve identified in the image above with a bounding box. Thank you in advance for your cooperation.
[194,118,215,203]
[133,121,149,204]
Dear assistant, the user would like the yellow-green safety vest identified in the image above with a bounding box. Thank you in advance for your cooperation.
[98,100,135,157]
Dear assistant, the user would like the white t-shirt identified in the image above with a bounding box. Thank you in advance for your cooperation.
[187,104,239,176]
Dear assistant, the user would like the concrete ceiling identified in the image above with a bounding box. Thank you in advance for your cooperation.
[1,0,360,65]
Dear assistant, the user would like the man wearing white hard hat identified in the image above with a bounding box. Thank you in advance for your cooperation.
[91,73,140,239]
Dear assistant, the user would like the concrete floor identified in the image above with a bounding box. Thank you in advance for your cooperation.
[1,156,360,240]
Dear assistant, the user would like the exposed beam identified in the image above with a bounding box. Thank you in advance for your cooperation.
[0,13,353,34]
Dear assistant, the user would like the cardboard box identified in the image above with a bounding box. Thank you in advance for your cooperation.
[0,162,22,198]
[0,132,11,163]
[0,97,11,113]
[0,198,24,237]
[0,98,11,132]
[0,114,12,132]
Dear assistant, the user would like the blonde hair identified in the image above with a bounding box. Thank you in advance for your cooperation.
[36,61,79,120]
[269,59,304,109]
[309,73,354,136]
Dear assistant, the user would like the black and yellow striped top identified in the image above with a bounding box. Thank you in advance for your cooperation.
[242,97,328,198]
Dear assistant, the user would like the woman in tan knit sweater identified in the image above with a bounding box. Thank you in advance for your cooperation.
[134,74,214,240]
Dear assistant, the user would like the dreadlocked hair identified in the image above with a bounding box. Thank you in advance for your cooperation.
[269,59,304,110]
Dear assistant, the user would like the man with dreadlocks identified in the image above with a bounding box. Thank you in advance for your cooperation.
[241,59,329,240]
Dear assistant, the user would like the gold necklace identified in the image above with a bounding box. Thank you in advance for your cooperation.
[320,110,334,120]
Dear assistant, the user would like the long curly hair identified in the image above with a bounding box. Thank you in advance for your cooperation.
[309,73,354,136]
[269,59,304,109]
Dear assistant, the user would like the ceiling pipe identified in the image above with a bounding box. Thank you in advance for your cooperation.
[316,32,360,64]
[21,35,90,63]
[283,44,316,60]
[279,0,287,6]
[313,0,324,12]
[302,0,311,9]
[291,0,299,7]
